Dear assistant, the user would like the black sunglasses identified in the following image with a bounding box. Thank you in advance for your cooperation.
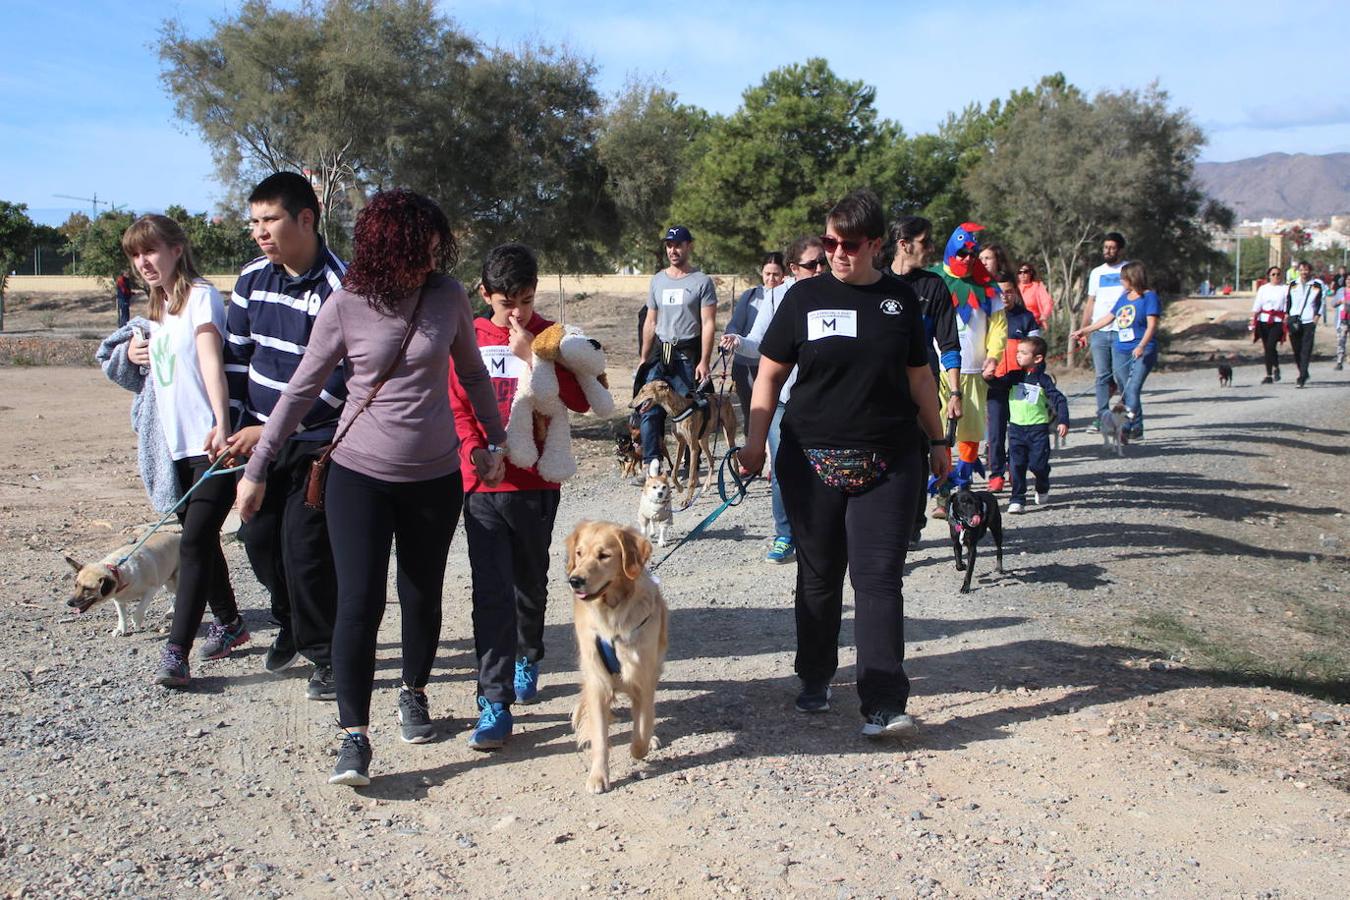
[796,257,828,271]
[1017,267,1033,275]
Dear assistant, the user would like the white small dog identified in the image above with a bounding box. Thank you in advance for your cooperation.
[65,531,180,635]
[1099,403,1128,457]
[637,460,673,547]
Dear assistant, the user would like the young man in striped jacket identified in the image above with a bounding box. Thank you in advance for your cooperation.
[222,172,347,700]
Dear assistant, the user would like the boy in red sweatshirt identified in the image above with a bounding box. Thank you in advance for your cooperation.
[450,243,590,750]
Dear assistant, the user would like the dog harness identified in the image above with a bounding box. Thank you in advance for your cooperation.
[594,613,653,676]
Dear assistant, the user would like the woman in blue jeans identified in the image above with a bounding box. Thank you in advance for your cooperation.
[1072,261,1159,439]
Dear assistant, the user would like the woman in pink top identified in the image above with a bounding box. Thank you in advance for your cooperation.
[1016,262,1054,328]
[237,190,507,787]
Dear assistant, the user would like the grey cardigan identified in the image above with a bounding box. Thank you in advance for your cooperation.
[97,318,181,513]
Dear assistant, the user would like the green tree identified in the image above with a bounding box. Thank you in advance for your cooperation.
[596,80,711,270]
[161,0,462,243]
[165,205,257,273]
[669,58,892,273]
[160,0,618,271]
[394,46,619,273]
[965,80,1229,359]
[0,201,37,328]
[69,211,138,283]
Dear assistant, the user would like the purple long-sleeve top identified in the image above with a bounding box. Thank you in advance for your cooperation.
[244,273,506,484]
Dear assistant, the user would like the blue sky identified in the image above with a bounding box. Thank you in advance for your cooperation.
[3,0,1347,226]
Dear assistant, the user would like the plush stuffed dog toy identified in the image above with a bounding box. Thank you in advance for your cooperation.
[505,323,615,483]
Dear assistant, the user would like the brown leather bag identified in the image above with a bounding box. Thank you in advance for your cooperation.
[304,288,426,510]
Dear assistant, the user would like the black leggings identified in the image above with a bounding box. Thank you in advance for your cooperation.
[326,463,463,728]
[775,428,923,718]
[168,456,239,649]
[1257,322,1283,376]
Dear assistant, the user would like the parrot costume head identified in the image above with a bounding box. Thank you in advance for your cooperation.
[940,221,1001,324]
[943,222,991,282]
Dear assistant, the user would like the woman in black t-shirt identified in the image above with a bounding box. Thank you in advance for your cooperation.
[737,189,950,739]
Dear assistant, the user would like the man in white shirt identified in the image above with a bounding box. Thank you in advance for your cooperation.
[1080,232,1127,431]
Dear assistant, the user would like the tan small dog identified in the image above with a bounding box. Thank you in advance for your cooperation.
[629,380,737,503]
[65,531,180,635]
[565,521,669,794]
[638,461,673,547]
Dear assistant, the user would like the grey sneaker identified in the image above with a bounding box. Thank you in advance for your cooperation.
[397,687,435,744]
[307,665,336,701]
[198,616,250,661]
[795,680,831,713]
[154,643,190,688]
[328,732,372,786]
[861,711,918,739]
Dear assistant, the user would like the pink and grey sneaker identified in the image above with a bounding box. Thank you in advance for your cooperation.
[198,616,250,661]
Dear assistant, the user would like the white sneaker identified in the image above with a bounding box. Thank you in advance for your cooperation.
[1007,502,1025,514]
[1035,491,1050,506]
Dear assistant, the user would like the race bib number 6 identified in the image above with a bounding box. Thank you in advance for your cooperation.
[806,309,858,341]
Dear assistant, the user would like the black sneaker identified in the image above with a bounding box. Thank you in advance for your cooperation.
[264,630,298,673]
[795,679,831,713]
[397,687,435,744]
[328,732,372,786]
[861,711,918,739]
[1260,375,1273,384]
[307,665,337,701]
[1273,369,1282,382]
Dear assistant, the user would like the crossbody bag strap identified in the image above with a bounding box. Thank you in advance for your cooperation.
[320,285,427,461]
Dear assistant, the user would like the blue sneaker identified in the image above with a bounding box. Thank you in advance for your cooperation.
[514,657,540,705]
[467,696,512,751]
[766,536,795,564]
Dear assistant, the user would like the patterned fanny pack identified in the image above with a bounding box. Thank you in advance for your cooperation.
[803,448,890,496]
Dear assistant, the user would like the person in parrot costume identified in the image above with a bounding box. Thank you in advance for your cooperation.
[927,222,1007,514]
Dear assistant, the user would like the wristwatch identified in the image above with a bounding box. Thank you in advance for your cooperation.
[929,438,952,448]
[949,390,963,398]
[486,444,506,456]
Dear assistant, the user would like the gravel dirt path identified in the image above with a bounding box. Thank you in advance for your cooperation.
[0,331,1346,897]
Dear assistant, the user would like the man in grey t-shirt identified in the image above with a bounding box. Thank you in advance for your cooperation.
[636,225,718,466]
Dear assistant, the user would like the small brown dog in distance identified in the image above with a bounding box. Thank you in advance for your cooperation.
[629,379,737,503]
[565,521,669,794]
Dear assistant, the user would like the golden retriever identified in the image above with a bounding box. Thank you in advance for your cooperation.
[629,380,737,504]
[565,521,669,794]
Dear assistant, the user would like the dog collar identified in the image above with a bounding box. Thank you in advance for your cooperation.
[109,564,131,594]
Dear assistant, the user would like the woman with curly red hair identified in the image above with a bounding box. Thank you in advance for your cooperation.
[237,190,507,787]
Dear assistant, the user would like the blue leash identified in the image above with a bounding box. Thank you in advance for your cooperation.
[115,455,243,565]
[650,447,758,571]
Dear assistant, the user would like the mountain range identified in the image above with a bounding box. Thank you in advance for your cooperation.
[1195,152,1350,221]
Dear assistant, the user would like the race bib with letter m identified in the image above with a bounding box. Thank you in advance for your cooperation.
[806,309,858,341]
[479,345,528,381]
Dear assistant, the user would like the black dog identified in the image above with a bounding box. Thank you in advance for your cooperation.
[1218,363,1233,387]
[947,487,1004,594]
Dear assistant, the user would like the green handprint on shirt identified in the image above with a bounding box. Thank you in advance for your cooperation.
[151,332,176,388]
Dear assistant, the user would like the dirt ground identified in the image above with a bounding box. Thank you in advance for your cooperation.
[0,290,1346,898]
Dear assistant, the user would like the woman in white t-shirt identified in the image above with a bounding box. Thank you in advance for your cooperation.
[122,215,244,688]
[1249,266,1288,383]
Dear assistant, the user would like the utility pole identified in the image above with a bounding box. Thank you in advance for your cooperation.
[1234,234,1241,292]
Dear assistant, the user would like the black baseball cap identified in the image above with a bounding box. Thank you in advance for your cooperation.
[664,225,693,243]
